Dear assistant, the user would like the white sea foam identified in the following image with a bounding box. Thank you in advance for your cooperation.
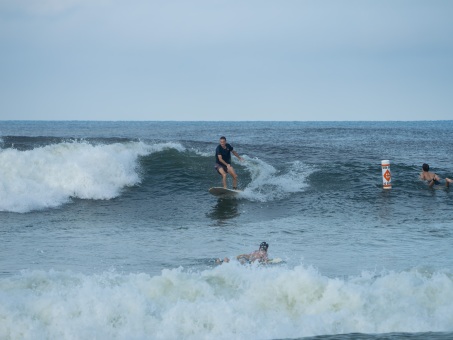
[240,157,312,201]
[1,265,452,339]
[0,141,184,213]
[191,150,311,200]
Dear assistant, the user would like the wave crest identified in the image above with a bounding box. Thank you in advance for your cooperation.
[0,141,183,213]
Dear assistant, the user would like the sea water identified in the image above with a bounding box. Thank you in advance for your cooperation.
[1,121,452,339]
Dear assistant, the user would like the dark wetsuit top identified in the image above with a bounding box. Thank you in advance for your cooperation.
[215,144,233,165]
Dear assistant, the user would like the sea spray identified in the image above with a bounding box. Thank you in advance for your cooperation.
[241,157,312,201]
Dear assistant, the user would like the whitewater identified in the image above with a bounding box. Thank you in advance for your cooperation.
[1,265,453,339]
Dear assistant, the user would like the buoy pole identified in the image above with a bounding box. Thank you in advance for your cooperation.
[381,160,391,189]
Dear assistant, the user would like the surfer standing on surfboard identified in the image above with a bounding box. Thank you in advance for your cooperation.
[215,136,243,189]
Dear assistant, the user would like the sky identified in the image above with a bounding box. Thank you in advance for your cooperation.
[0,0,452,121]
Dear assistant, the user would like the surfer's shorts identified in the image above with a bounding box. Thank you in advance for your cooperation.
[214,163,228,174]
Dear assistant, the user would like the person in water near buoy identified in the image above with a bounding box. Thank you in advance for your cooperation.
[419,163,452,188]
[216,242,269,264]
[214,136,243,189]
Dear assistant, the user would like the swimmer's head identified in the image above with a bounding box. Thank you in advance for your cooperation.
[259,242,269,251]
[422,163,429,172]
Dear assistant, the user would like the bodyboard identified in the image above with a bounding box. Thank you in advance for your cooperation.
[267,258,283,264]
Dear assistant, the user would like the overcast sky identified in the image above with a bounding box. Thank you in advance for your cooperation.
[0,0,452,121]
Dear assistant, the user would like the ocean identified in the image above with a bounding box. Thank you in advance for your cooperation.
[1,120,452,339]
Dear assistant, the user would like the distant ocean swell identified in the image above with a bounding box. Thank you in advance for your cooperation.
[1,265,452,339]
[0,140,312,213]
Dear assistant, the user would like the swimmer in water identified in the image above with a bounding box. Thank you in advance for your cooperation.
[216,242,269,264]
[419,163,452,188]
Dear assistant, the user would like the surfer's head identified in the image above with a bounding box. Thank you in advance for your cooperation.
[219,136,227,147]
[259,242,269,251]
[422,163,429,172]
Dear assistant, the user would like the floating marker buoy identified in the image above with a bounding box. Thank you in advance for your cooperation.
[381,160,391,189]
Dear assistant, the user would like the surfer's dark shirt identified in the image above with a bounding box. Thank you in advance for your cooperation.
[215,143,233,165]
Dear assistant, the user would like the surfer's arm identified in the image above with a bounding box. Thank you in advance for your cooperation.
[217,155,229,167]
[232,151,243,161]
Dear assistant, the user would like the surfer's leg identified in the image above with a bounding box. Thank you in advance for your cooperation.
[228,166,238,189]
[218,168,228,188]
[446,178,452,188]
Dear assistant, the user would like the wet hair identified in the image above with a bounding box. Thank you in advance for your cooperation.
[259,242,269,250]
[220,136,226,141]
[422,163,429,172]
